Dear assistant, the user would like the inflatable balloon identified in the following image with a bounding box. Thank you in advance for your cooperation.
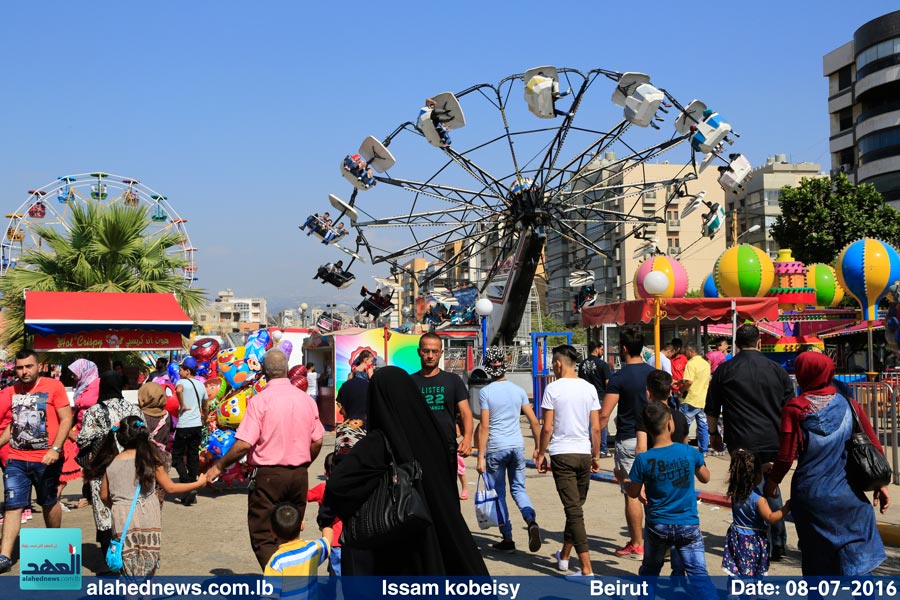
[288,364,308,392]
[205,428,237,459]
[167,363,180,385]
[806,263,845,308]
[702,273,719,298]
[272,329,284,342]
[836,238,900,321]
[218,346,252,389]
[714,244,775,298]
[245,330,272,371]
[217,386,253,428]
[190,337,221,377]
[162,383,179,421]
[204,376,227,403]
[252,374,268,395]
[279,340,293,361]
[633,255,689,299]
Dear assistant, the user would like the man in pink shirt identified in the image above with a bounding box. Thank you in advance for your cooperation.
[207,349,325,569]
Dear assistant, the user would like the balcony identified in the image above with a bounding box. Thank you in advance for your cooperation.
[667,246,682,256]
[667,219,681,231]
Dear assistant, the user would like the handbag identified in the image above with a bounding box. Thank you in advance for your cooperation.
[474,473,507,530]
[106,484,140,572]
[342,434,432,549]
[843,395,892,492]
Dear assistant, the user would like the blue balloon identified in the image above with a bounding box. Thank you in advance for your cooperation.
[167,363,180,384]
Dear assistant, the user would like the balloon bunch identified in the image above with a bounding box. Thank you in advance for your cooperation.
[190,329,296,485]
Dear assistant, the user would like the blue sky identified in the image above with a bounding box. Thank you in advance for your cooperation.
[0,2,893,313]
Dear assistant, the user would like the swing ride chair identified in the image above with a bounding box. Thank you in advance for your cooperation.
[302,65,746,343]
[0,173,198,284]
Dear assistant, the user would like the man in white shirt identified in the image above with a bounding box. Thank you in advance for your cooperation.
[535,345,601,576]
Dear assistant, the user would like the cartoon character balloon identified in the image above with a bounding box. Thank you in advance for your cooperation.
[217,387,253,428]
[218,346,252,389]
[245,330,272,372]
[205,428,237,458]
[190,337,221,377]
[836,238,900,321]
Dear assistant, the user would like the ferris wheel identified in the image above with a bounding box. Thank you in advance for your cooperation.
[1,172,198,285]
[305,66,748,344]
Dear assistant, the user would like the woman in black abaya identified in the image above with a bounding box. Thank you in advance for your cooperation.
[325,366,488,575]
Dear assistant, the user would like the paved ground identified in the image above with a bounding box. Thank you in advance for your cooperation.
[1,429,899,578]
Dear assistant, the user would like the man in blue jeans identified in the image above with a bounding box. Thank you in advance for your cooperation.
[0,349,73,573]
[476,346,542,554]
[627,402,715,596]
[676,344,710,454]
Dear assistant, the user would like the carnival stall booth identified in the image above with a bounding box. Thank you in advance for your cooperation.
[303,326,424,429]
[24,291,194,402]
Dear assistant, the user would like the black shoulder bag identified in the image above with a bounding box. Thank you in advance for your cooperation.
[844,395,892,491]
[343,434,433,549]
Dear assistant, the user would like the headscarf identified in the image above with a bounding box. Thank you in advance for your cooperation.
[69,359,99,400]
[327,366,488,575]
[97,370,125,401]
[138,382,167,418]
[795,351,837,397]
[483,345,507,379]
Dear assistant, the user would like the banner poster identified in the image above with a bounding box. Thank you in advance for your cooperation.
[333,329,422,394]
[33,330,183,352]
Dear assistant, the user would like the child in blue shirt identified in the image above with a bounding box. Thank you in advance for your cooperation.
[627,402,715,593]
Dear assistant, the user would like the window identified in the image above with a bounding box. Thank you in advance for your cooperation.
[667,236,679,248]
[838,65,852,90]
[644,188,657,199]
[838,107,853,132]
[666,210,679,221]
[764,190,781,206]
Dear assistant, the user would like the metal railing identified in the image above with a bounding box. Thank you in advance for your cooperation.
[847,381,900,486]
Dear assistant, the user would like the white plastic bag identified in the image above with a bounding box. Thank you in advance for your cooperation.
[474,473,507,530]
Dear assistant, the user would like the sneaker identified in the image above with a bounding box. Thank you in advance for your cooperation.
[491,540,516,554]
[614,543,643,557]
[527,520,542,552]
[771,546,786,562]
[554,550,569,571]
[60,503,71,513]
[0,555,11,574]
[600,450,612,458]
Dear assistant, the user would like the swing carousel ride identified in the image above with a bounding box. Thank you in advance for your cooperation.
[302,66,749,344]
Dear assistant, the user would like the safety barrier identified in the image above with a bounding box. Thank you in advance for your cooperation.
[847,381,900,486]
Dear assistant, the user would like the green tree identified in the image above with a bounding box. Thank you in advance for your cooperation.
[0,202,205,351]
[541,313,587,346]
[770,173,900,265]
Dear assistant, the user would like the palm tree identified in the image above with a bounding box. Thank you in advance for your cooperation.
[0,202,205,351]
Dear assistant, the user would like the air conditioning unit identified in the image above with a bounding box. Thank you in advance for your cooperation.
[840,163,852,173]
[668,246,682,255]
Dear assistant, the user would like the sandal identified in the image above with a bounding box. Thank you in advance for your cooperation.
[71,499,90,509]
[459,489,469,500]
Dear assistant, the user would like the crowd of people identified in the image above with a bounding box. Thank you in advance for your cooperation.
[0,325,893,584]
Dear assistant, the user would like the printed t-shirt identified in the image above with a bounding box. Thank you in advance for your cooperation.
[0,377,70,462]
[606,362,655,441]
[577,356,612,397]
[629,443,705,525]
[540,377,600,456]
[410,370,468,447]
[682,355,711,409]
[479,380,529,453]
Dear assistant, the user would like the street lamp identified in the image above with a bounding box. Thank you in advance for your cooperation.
[474,298,494,360]
[643,270,669,369]
[299,303,309,328]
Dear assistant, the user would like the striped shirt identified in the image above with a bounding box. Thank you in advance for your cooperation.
[264,538,330,598]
